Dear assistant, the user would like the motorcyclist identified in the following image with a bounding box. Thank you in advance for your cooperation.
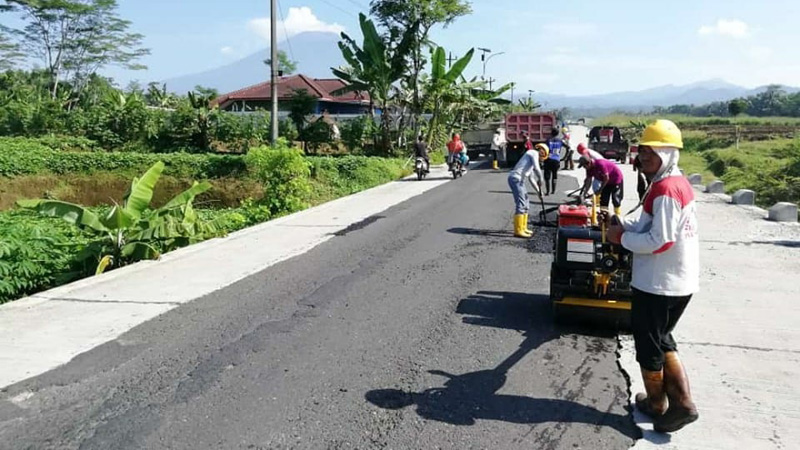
[446,133,469,170]
[413,135,430,173]
[508,142,545,238]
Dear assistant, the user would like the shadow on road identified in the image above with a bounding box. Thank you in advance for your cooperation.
[365,291,637,439]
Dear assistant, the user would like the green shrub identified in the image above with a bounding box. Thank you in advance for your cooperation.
[0,211,89,303]
[245,140,312,216]
[0,137,246,178]
[308,155,410,197]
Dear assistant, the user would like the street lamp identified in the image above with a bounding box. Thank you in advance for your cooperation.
[478,48,504,79]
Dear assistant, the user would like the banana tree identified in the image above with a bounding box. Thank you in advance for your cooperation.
[423,46,475,144]
[331,13,414,154]
[18,161,221,274]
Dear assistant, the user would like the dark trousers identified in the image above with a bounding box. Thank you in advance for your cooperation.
[600,182,624,208]
[544,159,559,190]
[632,288,692,372]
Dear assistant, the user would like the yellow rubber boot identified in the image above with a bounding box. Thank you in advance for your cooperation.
[514,214,532,238]
[492,160,499,170]
[523,213,533,234]
[615,206,622,217]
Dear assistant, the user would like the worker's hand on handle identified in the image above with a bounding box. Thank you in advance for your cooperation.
[607,224,624,245]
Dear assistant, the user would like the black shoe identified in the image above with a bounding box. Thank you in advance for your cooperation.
[654,405,699,433]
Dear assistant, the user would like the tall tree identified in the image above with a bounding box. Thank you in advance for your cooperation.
[370,0,471,133]
[728,98,747,117]
[0,29,23,70]
[0,0,150,98]
[264,50,298,76]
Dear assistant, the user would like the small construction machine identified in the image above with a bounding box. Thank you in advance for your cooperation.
[549,196,632,326]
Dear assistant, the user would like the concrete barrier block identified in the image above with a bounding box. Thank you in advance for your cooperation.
[768,202,798,222]
[687,173,703,185]
[706,180,725,194]
[731,189,756,205]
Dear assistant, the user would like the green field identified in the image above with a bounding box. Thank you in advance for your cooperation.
[593,115,800,211]
[0,138,413,304]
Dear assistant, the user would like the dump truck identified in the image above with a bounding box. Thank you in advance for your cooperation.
[503,112,558,167]
[461,121,504,162]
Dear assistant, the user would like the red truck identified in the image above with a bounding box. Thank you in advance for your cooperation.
[503,112,558,166]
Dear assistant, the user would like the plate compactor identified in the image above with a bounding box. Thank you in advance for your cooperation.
[549,196,632,326]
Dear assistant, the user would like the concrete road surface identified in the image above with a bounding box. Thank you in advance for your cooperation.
[0,165,637,449]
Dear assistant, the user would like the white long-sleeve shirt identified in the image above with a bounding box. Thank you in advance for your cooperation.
[621,169,699,296]
[491,134,504,151]
[509,150,544,185]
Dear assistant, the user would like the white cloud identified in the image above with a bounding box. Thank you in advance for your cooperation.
[248,6,345,39]
[746,45,773,62]
[220,46,234,55]
[698,19,750,38]
[541,23,598,39]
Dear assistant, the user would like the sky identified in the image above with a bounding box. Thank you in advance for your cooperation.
[4,0,800,96]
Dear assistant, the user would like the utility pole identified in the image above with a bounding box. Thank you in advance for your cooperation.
[446,51,458,68]
[487,77,496,91]
[270,0,279,144]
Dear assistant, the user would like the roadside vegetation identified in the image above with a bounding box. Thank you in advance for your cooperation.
[595,111,800,210]
[0,0,498,303]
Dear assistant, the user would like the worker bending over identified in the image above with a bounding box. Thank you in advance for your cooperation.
[607,119,700,433]
[578,156,625,217]
[507,143,545,238]
[577,142,604,162]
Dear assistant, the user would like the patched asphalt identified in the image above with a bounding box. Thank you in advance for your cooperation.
[0,164,638,449]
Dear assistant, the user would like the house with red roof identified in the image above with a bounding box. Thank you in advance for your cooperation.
[212,74,371,115]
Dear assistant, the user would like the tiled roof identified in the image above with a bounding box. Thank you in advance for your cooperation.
[213,74,370,109]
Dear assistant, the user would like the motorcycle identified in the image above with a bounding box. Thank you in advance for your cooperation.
[448,154,466,179]
[414,157,429,181]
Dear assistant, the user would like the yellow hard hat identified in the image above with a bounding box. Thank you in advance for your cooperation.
[640,119,683,149]
[535,143,549,161]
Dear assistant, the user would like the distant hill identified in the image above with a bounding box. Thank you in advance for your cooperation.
[164,37,799,112]
[535,79,800,115]
[164,32,344,94]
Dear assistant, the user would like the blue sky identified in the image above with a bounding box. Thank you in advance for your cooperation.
[7,0,800,95]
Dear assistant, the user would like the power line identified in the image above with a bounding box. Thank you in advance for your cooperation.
[343,0,369,12]
[276,0,295,64]
[318,0,357,18]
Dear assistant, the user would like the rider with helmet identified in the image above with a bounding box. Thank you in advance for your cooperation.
[446,133,469,169]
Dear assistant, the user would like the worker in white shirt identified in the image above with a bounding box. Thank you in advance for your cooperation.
[607,120,700,434]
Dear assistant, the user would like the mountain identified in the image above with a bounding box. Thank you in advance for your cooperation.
[535,79,800,114]
[164,32,344,94]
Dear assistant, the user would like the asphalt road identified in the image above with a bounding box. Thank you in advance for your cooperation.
[0,163,638,450]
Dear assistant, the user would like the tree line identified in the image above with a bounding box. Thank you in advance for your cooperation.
[655,85,800,118]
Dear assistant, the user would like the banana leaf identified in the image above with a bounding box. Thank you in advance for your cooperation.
[17,199,108,233]
[124,161,164,218]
